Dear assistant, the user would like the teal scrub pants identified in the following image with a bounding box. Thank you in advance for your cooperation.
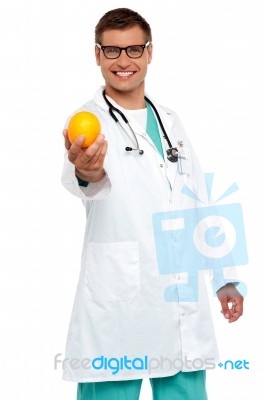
[77,371,208,400]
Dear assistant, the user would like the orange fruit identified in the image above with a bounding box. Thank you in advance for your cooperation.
[68,111,101,148]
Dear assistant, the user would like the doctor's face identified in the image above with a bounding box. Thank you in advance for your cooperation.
[95,25,153,98]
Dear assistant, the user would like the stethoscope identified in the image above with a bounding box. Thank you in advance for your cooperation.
[102,90,179,162]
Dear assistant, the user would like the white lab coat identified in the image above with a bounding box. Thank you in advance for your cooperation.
[61,87,229,382]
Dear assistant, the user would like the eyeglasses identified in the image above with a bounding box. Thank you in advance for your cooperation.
[96,41,150,59]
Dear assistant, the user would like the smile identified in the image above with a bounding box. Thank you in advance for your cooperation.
[114,72,135,77]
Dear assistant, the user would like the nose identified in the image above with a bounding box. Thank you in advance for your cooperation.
[116,49,131,67]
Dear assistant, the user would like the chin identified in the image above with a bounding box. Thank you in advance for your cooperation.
[108,80,144,94]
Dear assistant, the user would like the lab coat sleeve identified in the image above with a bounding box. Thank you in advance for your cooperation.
[212,268,240,294]
[61,151,111,200]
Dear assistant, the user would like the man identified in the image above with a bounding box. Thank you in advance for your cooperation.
[62,7,243,400]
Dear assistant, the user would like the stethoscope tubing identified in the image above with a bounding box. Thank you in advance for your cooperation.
[144,97,172,149]
[102,90,178,161]
[102,90,172,149]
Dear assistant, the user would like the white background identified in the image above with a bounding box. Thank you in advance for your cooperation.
[0,0,265,398]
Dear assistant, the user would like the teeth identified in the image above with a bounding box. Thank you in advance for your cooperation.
[116,72,134,76]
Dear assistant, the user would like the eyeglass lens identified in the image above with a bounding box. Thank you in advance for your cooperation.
[103,45,145,59]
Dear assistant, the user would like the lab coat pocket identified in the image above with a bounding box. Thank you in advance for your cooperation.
[85,242,140,303]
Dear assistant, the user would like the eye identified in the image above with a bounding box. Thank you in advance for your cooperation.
[128,46,142,55]
[105,47,119,55]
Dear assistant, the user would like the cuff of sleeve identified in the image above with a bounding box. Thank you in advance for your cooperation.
[79,173,111,199]
[210,267,240,294]
[61,158,111,200]
[214,280,240,294]
[76,175,89,187]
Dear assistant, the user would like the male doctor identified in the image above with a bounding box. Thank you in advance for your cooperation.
[62,7,243,400]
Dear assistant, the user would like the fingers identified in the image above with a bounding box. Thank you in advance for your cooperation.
[64,132,108,183]
[89,139,108,171]
[220,301,242,323]
[72,135,107,173]
[76,135,107,169]
[62,129,107,173]
[219,297,230,321]
[67,136,86,164]
[217,284,244,323]
[228,297,244,323]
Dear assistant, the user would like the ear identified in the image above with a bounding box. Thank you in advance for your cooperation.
[147,42,153,64]
[95,46,101,66]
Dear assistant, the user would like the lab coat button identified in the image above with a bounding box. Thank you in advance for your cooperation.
[160,164,164,168]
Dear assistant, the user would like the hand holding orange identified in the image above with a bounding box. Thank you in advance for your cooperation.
[67,111,101,148]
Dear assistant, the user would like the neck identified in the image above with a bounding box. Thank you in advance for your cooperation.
[105,86,146,110]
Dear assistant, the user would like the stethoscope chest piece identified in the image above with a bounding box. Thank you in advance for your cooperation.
[166,147,179,162]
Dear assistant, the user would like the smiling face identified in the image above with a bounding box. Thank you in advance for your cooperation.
[95,25,153,108]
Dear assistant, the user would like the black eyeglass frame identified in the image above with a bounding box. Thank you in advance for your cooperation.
[95,41,150,59]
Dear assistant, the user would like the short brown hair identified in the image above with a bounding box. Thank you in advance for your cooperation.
[95,8,152,44]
